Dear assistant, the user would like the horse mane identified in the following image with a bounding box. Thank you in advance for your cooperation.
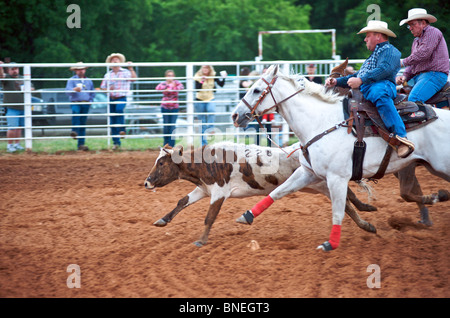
[270,65,342,104]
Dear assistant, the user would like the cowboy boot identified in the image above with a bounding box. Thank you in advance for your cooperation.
[396,136,415,158]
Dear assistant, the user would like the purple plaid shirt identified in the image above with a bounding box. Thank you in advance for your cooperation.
[403,25,449,81]
[100,68,133,98]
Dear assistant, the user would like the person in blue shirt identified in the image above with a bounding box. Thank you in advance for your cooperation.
[326,20,415,159]
[65,62,95,151]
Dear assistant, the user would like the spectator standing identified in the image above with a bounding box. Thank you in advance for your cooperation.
[0,61,27,153]
[396,8,449,103]
[100,53,137,150]
[65,62,95,151]
[194,65,226,146]
[239,67,251,99]
[155,69,184,147]
[306,64,323,84]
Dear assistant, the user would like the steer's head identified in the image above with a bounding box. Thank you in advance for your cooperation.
[144,145,183,190]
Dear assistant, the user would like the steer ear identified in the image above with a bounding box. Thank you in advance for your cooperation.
[174,145,183,157]
[170,145,184,164]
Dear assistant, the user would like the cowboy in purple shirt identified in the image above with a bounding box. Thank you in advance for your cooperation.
[396,8,449,103]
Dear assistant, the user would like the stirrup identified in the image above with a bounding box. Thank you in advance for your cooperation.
[396,136,415,158]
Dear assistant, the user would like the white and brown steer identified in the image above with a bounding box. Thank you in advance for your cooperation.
[144,142,376,246]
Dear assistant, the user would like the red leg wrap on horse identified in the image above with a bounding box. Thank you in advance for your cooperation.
[329,225,342,249]
[251,195,274,217]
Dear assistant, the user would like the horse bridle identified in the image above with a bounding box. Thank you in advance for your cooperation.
[239,72,306,155]
[241,74,305,120]
[241,76,279,120]
[240,70,352,162]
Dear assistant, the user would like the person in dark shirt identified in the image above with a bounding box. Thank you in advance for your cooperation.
[306,64,323,84]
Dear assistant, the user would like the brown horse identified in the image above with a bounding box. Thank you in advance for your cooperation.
[329,58,450,225]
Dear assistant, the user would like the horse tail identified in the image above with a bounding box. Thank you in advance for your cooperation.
[356,179,377,202]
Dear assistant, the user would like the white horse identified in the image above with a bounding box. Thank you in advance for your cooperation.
[232,65,450,251]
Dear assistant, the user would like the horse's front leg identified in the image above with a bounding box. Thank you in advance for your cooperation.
[153,187,206,227]
[236,166,320,224]
[317,175,349,251]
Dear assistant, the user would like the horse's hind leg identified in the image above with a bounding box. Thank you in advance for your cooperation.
[345,199,376,233]
[396,165,433,226]
[347,187,377,212]
[194,197,225,247]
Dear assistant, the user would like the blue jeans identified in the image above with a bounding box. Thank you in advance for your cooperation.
[109,97,126,146]
[194,100,215,145]
[360,80,407,138]
[161,107,179,147]
[71,104,90,147]
[408,71,448,103]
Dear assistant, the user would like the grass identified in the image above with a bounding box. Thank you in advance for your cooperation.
[0,134,296,155]
[0,137,162,154]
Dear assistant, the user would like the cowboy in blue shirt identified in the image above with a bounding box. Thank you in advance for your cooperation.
[326,20,415,158]
[65,62,95,151]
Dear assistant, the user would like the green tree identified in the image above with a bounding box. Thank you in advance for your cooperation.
[148,0,330,62]
[297,0,450,60]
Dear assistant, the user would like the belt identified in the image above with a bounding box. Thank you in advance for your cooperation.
[110,96,126,100]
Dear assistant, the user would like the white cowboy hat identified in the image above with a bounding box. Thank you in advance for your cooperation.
[105,53,126,64]
[70,62,88,71]
[399,8,437,26]
[357,20,397,38]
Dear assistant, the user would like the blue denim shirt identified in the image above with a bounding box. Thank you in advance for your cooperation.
[337,41,401,88]
[65,75,96,102]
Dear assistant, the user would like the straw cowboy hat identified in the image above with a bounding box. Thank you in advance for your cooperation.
[105,53,126,63]
[399,8,437,26]
[357,20,397,38]
[70,62,88,71]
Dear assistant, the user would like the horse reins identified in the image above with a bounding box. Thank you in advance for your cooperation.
[241,75,306,154]
[240,73,354,162]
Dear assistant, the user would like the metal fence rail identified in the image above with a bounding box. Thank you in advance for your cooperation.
[0,59,364,150]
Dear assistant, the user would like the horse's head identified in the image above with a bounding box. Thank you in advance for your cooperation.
[330,57,349,78]
[329,58,353,96]
[232,65,287,128]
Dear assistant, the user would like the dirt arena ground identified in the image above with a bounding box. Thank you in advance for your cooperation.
[0,149,448,298]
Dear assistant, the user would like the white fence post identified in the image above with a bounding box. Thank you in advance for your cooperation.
[105,65,111,148]
[185,63,194,145]
[23,65,33,150]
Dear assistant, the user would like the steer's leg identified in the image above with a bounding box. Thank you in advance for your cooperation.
[154,187,206,227]
[194,197,226,247]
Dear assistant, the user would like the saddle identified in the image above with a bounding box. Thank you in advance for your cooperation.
[343,89,438,181]
[411,81,450,109]
[344,90,438,139]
